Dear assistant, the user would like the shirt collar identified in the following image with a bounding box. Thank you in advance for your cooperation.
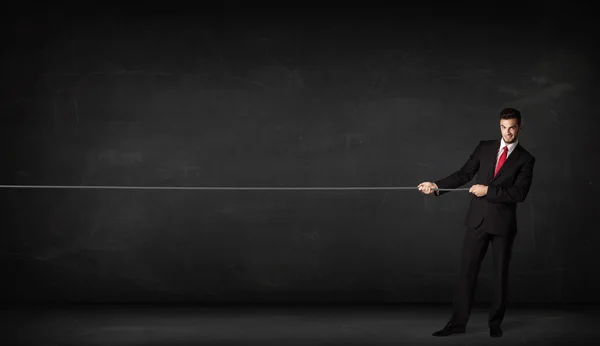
[500,137,518,154]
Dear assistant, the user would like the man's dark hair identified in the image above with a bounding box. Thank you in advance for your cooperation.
[500,108,521,125]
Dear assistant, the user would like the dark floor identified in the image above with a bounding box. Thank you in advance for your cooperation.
[1,303,596,346]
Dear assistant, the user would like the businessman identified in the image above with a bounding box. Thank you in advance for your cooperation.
[418,108,536,338]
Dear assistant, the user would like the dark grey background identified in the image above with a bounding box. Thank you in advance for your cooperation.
[1,2,598,304]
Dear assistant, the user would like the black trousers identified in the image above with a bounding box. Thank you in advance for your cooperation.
[449,224,516,328]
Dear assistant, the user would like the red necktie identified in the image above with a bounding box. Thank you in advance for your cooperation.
[494,146,508,177]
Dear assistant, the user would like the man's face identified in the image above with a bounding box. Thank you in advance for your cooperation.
[500,118,521,143]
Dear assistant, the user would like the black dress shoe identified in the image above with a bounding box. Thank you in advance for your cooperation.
[432,322,466,336]
[489,325,503,337]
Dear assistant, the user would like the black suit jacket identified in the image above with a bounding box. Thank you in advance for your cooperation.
[433,139,536,236]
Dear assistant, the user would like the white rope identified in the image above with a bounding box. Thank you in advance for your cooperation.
[0,184,469,191]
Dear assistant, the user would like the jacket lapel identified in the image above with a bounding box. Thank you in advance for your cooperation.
[489,140,521,183]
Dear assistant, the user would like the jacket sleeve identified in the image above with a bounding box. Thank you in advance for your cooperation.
[484,156,535,203]
[433,140,483,196]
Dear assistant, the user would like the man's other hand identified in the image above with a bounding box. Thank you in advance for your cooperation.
[418,182,438,195]
[469,184,488,197]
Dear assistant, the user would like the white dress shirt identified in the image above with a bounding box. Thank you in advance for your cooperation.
[496,137,519,171]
